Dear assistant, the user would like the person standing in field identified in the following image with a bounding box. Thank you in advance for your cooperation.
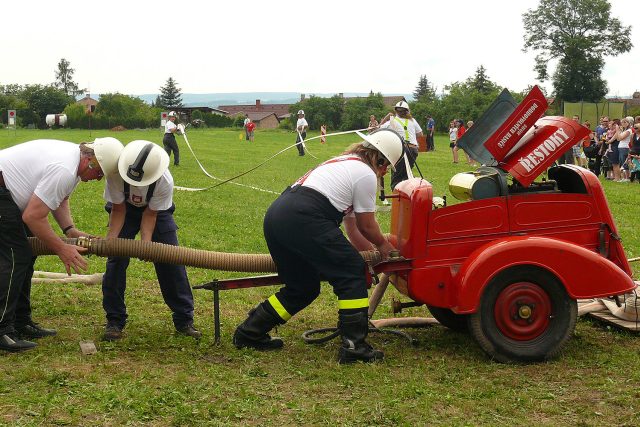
[101,140,201,342]
[243,114,251,141]
[295,110,308,156]
[246,120,256,142]
[426,115,435,151]
[449,120,459,163]
[379,101,423,189]
[0,137,123,352]
[163,111,181,166]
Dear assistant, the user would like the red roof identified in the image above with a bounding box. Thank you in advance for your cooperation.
[219,102,290,117]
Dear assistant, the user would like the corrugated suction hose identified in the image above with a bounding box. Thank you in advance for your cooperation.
[28,237,382,273]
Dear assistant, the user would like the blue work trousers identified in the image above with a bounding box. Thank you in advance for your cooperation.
[102,203,194,330]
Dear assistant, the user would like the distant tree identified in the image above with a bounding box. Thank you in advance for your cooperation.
[341,93,387,130]
[1,84,23,96]
[63,103,91,128]
[151,95,162,108]
[21,84,73,127]
[413,75,437,102]
[522,0,632,102]
[289,95,345,130]
[469,65,497,94]
[93,93,159,129]
[158,77,183,109]
[54,58,84,97]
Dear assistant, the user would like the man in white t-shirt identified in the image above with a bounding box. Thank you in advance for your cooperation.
[0,138,123,352]
[101,140,200,341]
[163,111,180,166]
[243,114,251,141]
[295,110,308,156]
[234,129,402,364]
[380,101,423,189]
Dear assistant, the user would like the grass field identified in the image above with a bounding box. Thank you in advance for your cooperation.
[1,127,639,426]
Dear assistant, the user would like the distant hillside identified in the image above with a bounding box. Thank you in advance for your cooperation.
[134,92,413,108]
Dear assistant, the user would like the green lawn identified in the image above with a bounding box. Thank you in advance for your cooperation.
[1,128,639,426]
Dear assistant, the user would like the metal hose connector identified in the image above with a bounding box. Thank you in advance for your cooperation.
[29,237,382,274]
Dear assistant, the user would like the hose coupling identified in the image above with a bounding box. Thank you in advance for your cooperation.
[75,236,93,250]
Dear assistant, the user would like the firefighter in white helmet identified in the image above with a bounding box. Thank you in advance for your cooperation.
[163,111,181,166]
[101,140,200,341]
[234,128,402,364]
[295,110,308,156]
[0,137,123,352]
[380,100,423,189]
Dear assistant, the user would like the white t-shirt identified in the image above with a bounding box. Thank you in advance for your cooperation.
[104,170,173,211]
[449,127,458,142]
[381,117,422,146]
[165,120,176,134]
[294,156,377,214]
[296,118,308,132]
[243,118,250,127]
[618,129,632,149]
[0,139,80,212]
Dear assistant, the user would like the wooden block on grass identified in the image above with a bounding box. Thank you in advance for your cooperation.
[79,341,98,355]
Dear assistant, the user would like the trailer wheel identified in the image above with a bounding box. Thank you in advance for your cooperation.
[427,306,468,332]
[468,266,577,363]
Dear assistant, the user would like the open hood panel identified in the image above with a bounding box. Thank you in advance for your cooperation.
[456,89,518,166]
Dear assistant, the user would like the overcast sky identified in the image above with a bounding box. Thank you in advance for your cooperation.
[2,0,637,98]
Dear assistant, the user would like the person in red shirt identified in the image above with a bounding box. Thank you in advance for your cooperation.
[455,119,471,164]
[246,121,256,142]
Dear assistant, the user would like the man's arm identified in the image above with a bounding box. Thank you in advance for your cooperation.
[50,197,94,238]
[354,212,395,260]
[22,195,87,274]
[140,207,158,242]
[106,202,126,239]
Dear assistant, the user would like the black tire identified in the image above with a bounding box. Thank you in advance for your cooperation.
[468,266,577,363]
[427,306,468,332]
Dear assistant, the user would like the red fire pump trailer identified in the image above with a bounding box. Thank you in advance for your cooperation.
[384,86,636,362]
[199,86,636,363]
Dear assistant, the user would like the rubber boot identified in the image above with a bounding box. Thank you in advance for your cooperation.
[233,303,284,350]
[338,311,384,364]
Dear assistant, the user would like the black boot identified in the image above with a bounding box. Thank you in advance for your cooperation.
[233,303,284,350]
[338,311,384,364]
[0,333,37,352]
[16,321,57,339]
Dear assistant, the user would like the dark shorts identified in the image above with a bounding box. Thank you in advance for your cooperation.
[608,142,620,165]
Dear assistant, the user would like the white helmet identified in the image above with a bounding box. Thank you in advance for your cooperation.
[85,137,124,177]
[297,110,305,115]
[168,111,177,118]
[394,101,410,111]
[118,140,170,186]
[355,128,404,171]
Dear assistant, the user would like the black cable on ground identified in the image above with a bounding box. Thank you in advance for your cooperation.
[301,326,418,346]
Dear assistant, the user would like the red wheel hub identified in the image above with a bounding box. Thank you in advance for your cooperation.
[493,282,551,341]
